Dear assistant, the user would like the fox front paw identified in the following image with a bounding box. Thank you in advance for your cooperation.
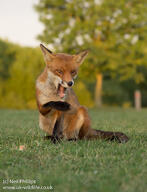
[52,101,70,111]
[43,101,70,111]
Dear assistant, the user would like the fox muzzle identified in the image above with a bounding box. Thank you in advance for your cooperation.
[61,80,74,88]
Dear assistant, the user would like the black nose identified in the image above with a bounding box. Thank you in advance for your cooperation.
[68,81,73,87]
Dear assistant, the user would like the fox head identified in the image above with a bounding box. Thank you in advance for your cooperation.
[40,44,88,98]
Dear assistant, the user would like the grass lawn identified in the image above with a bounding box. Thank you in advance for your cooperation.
[0,108,147,192]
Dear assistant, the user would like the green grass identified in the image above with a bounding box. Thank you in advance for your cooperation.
[0,108,147,192]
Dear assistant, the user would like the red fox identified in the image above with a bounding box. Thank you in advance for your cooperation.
[36,44,129,143]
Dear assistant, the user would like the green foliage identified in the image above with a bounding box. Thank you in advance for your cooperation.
[35,0,147,83]
[0,40,44,109]
[0,39,17,80]
[103,79,130,106]
[73,81,94,107]
[6,47,44,108]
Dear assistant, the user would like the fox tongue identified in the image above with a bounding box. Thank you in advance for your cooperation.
[59,85,65,98]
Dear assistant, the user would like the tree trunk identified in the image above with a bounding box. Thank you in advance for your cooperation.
[134,90,141,110]
[95,73,103,107]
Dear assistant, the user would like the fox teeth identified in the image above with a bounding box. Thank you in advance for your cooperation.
[61,82,68,88]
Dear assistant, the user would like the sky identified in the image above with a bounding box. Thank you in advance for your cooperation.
[0,0,43,47]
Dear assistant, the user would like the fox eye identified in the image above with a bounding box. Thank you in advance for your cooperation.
[56,69,63,75]
[71,70,76,75]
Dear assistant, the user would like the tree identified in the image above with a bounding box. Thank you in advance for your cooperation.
[5,46,44,109]
[0,40,44,109]
[0,39,16,80]
[35,0,147,107]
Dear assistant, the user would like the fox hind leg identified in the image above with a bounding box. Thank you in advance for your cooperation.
[75,108,129,143]
[63,106,88,140]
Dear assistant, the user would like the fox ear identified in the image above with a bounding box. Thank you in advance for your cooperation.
[74,50,89,65]
[40,44,55,63]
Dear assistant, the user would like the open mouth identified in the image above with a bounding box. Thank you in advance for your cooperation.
[57,84,67,99]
